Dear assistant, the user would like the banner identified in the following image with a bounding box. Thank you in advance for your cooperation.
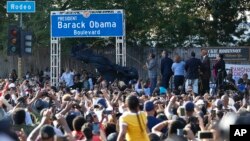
[226,64,250,84]
[208,48,249,61]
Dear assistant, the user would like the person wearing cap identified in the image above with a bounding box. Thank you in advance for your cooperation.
[107,132,118,141]
[185,101,195,117]
[8,82,18,102]
[94,98,108,122]
[144,101,162,132]
[195,99,206,118]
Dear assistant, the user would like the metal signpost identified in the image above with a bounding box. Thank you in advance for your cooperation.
[6,1,35,79]
[50,10,126,86]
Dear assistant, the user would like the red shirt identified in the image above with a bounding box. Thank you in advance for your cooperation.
[72,130,85,140]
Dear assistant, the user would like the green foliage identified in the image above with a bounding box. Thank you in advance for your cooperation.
[0,0,249,54]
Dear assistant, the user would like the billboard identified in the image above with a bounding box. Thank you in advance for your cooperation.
[208,48,249,61]
[226,64,250,84]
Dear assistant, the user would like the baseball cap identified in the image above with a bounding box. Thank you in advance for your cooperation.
[32,99,49,113]
[195,99,204,106]
[8,83,15,88]
[185,101,195,112]
[159,87,167,95]
[40,125,55,139]
[107,132,118,141]
[96,98,107,108]
[144,101,154,111]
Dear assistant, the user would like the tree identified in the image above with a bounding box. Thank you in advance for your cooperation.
[0,0,249,55]
[203,0,248,46]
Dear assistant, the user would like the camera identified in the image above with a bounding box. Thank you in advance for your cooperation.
[179,107,185,117]
[198,131,213,139]
[118,81,127,91]
[103,110,112,115]
[92,123,100,134]
[177,129,187,136]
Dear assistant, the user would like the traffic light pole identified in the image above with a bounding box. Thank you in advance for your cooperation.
[18,13,23,80]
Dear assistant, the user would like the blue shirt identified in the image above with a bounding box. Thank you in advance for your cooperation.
[147,116,162,132]
[60,72,74,87]
[172,61,185,76]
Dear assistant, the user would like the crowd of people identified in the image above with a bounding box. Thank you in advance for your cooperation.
[0,49,249,141]
[145,49,228,95]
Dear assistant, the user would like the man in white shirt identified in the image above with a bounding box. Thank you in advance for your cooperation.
[60,68,74,87]
[221,94,236,112]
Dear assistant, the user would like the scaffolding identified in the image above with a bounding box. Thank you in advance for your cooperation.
[50,38,61,86]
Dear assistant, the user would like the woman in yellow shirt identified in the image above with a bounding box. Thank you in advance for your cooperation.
[117,95,150,141]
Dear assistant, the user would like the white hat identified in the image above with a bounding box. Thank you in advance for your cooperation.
[195,99,205,106]
[8,83,16,88]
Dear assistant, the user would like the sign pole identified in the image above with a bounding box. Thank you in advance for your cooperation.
[18,13,23,80]
[6,1,36,80]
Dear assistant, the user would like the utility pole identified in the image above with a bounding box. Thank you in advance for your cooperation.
[18,13,22,80]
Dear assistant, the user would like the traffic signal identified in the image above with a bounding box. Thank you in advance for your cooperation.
[7,25,20,56]
[21,30,32,55]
